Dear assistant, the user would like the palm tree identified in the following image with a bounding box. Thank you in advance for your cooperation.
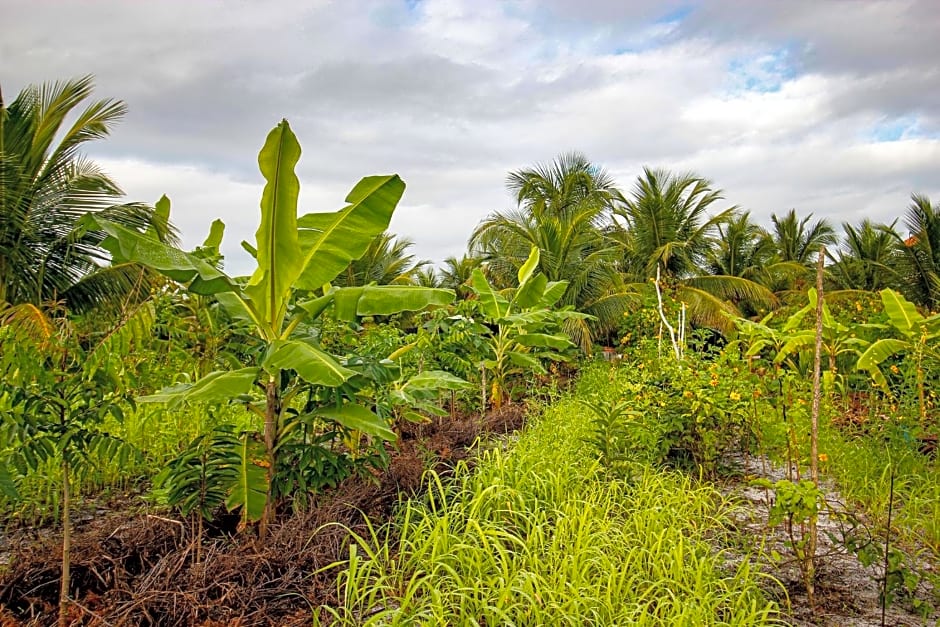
[612,168,776,331]
[705,211,776,280]
[470,152,632,350]
[614,168,733,279]
[413,266,441,288]
[829,219,902,292]
[770,209,836,266]
[894,194,940,309]
[439,254,481,299]
[334,231,429,287]
[0,76,176,311]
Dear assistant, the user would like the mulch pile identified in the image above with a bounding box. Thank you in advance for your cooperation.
[0,404,527,626]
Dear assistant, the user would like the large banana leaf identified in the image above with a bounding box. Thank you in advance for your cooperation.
[857,338,909,387]
[471,268,508,320]
[201,219,225,253]
[332,285,454,320]
[143,195,172,240]
[880,289,923,335]
[316,404,396,441]
[775,331,814,364]
[401,370,471,392]
[243,121,302,333]
[294,175,406,291]
[296,291,336,319]
[515,332,571,350]
[508,350,546,373]
[263,339,355,386]
[139,368,261,407]
[88,216,238,296]
[540,281,569,308]
[516,247,540,288]
[225,433,269,525]
[514,273,548,309]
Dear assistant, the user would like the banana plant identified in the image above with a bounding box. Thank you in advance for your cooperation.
[84,120,454,535]
[857,289,940,422]
[470,247,589,409]
[773,289,873,389]
[730,312,787,374]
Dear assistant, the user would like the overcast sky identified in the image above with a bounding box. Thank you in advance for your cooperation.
[3,0,939,275]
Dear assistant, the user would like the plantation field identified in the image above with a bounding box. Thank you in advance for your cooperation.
[2,77,940,626]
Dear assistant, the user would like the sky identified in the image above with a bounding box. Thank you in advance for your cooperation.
[2,0,939,275]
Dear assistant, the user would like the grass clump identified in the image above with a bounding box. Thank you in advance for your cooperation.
[318,364,781,625]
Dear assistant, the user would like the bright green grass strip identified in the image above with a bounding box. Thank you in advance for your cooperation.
[318,364,782,626]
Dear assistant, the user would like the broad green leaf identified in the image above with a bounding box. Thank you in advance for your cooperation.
[516,246,540,288]
[774,331,814,364]
[540,281,569,308]
[139,368,261,406]
[857,338,909,371]
[744,339,772,357]
[514,273,548,309]
[515,333,571,350]
[202,219,225,251]
[263,339,354,386]
[294,175,406,291]
[471,268,507,320]
[332,285,454,320]
[88,216,238,295]
[880,289,923,335]
[316,404,397,441]
[402,411,431,424]
[782,296,814,332]
[296,291,336,320]
[503,309,555,327]
[225,433,269,525]
[215,292,256,322]
[402,371,471,392]
[243,121,303,333]
[143,195,171,240]
[508,350,546,373]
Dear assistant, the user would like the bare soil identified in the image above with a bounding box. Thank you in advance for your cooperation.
[725,453,939,627]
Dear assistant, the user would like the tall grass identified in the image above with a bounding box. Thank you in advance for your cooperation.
[318,364,781,625]
[816,420,940,555]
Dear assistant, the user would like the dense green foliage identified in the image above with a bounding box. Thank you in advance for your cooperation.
[1,75,938,624]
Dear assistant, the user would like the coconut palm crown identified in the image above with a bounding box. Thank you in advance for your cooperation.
[0,76,176,312]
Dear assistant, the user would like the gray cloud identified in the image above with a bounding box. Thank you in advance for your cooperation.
[2,0,938,274]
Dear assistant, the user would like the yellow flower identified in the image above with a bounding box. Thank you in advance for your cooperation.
[683,390,693,399]
[729,391,741,401]
[890,364,900,374]
[818,453,829,463]
[709,379,719,387]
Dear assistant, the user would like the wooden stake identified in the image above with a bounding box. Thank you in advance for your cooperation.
[807,245,826,611]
